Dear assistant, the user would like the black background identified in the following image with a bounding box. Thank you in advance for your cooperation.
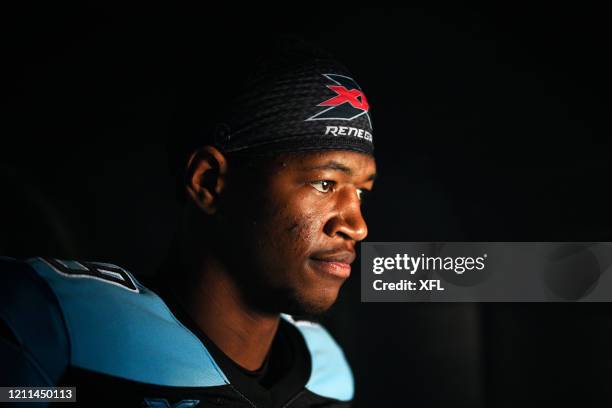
[2,4,612,407]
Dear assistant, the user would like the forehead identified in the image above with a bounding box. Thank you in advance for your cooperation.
[277,150,377,175]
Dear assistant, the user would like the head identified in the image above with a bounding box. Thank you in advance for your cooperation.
[170,37,376,316]
[182,147,376,316]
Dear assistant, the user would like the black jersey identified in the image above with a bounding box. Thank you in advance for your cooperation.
[0,257,354,407]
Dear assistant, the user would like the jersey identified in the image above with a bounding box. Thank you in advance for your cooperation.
[0,256,354,407]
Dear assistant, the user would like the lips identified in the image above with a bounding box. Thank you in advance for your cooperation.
[309,250,356,279]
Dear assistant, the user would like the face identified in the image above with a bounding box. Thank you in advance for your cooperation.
[219,150,376,316]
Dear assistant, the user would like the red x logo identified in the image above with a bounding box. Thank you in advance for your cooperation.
[318,85,370,112]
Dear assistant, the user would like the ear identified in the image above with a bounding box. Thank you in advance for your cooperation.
[184,145,228,214]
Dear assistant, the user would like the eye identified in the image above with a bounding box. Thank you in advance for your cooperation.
[310,180,335,193]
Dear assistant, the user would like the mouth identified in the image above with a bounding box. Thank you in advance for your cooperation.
[309,250,355,279]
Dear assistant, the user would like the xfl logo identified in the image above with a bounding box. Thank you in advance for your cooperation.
[306,74,371,126]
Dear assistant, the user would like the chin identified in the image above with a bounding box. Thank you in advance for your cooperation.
[244,267,343,316]
[284,285,340,317]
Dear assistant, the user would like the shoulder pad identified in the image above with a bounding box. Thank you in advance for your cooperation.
[282,315,354,402]
[24,257,228,387]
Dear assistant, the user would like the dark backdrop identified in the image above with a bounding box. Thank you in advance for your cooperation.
[2,5,611,407]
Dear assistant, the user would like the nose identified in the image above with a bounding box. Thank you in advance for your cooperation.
[323,187,368,242]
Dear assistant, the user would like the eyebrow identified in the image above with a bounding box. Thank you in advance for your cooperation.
[302,160,377,181]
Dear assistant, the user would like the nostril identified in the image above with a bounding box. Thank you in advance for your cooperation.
[337,231,351,240]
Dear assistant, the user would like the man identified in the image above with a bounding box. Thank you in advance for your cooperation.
[0,39,376,407]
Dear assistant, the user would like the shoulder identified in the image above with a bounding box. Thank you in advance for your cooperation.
[282,314,354,402]
[2,257,228,388]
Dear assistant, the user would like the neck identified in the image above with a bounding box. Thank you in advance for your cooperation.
[167,234,280,371]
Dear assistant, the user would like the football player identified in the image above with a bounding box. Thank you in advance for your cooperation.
[0,38,376,407]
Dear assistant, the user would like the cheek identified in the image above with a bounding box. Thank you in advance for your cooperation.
[262,194,326,260]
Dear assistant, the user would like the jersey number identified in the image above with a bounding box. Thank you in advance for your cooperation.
[43,257,138,292]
